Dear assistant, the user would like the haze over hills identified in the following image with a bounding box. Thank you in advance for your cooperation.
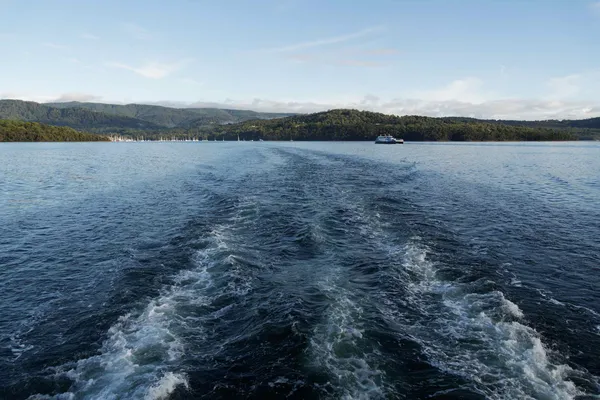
[0,99,599,141]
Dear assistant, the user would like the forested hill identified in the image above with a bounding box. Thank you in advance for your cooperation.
[0,99,597,141]
[0,100,294,133]
[0,100,162,131]
[0,120,109,142]
[46,101,296,127]
[206,109,577,141]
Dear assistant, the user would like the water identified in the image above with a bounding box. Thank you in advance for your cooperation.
[0,141,599,399]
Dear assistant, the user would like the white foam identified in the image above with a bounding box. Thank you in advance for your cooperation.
[380,238,590,399]
[307,266,386,399]
[502,298,524,319]
[145,372,189,400]
[28,195,264,399]
[37,244,218,399]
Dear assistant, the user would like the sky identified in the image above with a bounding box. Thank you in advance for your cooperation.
[0,0,599,120]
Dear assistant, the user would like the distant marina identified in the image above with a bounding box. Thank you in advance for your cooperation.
[108,135,251,142]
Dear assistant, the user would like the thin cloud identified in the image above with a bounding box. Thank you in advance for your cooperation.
[43,42,69,50]
[122,23,153,40]
[412,77,489,104]
[11,91,596,120]
[179,77,204,86]
[362,48,399,56]
[106,60,190,79]
[81,33,99,40]
[144,95,596,120]
[53,92,102,103]
[591,1,600,12]
[546,74,581,99]
[287,53,388,68]
[175,96,600,120]
[261,26,384,52]
[337,59,384,67]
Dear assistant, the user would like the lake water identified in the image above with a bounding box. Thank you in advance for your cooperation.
[0,141,599,399]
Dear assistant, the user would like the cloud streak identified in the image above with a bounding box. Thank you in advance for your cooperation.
[261,26,383,52]
[81,33,99,40]
[362,48,399,56]
[173,97,599,120]
[106,60,191,79]
[43,42,69,50]
[5,74,599,120]
[122,23,153,40]
[287,53,386,67]
[144,74,599,120]
[52,93,103,103]
[547,74,581,99]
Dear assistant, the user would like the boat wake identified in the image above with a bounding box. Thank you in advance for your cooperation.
[379,237,595,399]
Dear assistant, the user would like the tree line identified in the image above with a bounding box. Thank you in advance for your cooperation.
[0,119,110,142]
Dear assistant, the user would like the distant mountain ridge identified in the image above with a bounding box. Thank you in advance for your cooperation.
[0,100,162,131]
[205,109,581,142]
[0,99,598,141]
[0,100,296,132]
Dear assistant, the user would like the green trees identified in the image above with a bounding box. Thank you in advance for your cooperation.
[0,100,590,141]
[0,120,110,142]
[205,109,575,142]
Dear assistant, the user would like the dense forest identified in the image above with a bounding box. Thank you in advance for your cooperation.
[46,101,296,128]
[0,120,109,142]
[202,110,576,141]
[0,99,597,141]
[116,109,574,142]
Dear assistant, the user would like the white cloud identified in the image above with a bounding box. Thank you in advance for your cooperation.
[81,33,99,40]
[179,77,204,86]
[3,91,599,120]
[43,42,69,50]
[106,60,190,79]
[287,53,386,67]
[1,92,60,103]
[411,77,489,104]
[363,48,399,56]
[546,74,581,99]
[52,93,103,103]
[172,97,599,120]
[591,1,600,12]
[4,75,600,120]
[122,23,152,40]
[262,26,383,52]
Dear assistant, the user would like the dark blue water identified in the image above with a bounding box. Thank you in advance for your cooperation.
[1,141,599,399]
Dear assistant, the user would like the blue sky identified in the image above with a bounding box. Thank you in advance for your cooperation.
[1,0,598,119]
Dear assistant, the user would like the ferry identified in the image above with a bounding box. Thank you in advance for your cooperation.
[375,135,403,144]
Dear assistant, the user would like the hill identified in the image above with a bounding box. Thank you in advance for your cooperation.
[1,99,598,141]
[0,100,295,133]
[0,119,110,142]
[45,101,295,128]
[204,109,576,142]
[0,100,162,131]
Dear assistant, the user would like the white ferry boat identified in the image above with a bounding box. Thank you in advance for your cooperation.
[375,135,403,144]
